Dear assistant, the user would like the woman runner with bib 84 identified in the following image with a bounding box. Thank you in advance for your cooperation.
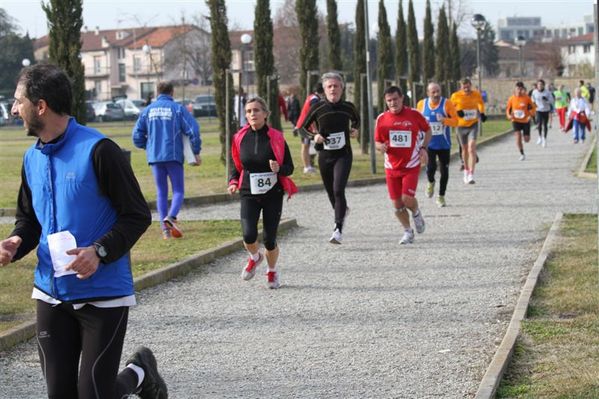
[228,97,297,289]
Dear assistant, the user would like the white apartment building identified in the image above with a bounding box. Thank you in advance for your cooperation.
[560,32,595,77]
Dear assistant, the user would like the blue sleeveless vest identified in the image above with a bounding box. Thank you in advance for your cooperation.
[24,118,134,302]
[423,98,451,150]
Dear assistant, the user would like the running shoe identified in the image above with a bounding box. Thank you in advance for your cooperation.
[163,216,182,238]
[266,270,280,289]
[463,170,469,184]
[241,253,264,281]
[536,137,542,145]
[467,174,475,184]
[399,229,415,244]
[303,166,316,174]
[162,230,171,240]
[329,228,342,244]
[519,154,526,161]
[126,346,168,399]
[413,210,425,234]
[541,137,547,147]
[436,195,446,208]
[425,182,434,198]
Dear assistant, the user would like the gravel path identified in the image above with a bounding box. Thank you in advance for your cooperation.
[0,127,596,398]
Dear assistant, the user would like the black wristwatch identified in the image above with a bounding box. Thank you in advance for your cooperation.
[93,242,107,261]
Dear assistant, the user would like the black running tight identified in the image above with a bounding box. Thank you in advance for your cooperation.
[36,301,139,399]
[318,150,352,230]
[426,148,450,196]
[240,191,284,250]
[537,111,550,137]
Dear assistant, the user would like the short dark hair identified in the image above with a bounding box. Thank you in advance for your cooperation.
[461,78,472,85]
[537,79,545,85]
[313,82,324,94]
[157,81,174,95]
[515,81,525,89]
[17,63,72,115]
[383,85,403,97]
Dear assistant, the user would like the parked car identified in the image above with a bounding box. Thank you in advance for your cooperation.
[92,101,125,122]
[131,99,147,113]
[0,102,9,126]
[85,101,96,122]
[176,99,194,116]
[116,99,142,120]
[192,95,217,117]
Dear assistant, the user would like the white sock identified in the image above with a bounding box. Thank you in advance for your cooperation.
[249,251,260,261]
[267,264,277,272]
[127,363,145,388]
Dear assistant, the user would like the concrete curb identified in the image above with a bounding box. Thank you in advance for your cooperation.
[576,135,597,179]
[474,212,563,399]
[0,127,516,217]
[0,218,298,352]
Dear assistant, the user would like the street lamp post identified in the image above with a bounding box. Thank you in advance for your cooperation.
[240,33,252,97]
[515,36,526,77]
[471,13,486,137]
[22,58,31,67]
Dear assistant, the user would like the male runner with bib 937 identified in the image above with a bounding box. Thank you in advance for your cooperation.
[375,86,432,245]
[301,72,360,244]
[228,97,297,289]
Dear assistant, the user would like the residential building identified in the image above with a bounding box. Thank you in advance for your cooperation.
[33,24,212,101]
[560,33,595,77]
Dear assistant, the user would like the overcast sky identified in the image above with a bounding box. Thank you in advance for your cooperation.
[2,0,595,39]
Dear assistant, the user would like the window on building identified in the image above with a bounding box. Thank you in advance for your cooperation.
[134,56,141,73]
[118,63,126,82]
[568,45,575,54]
[141,82,154,102]
[117,47,126,59]
[93,56,102,74]
[583,44,591,53]
[94,81,102,99]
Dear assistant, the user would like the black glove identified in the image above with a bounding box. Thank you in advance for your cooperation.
[527,104,533,110]
[457,110,465,118]
[480,113,487,122]
[292,128,299,137]
[542,96,548,101]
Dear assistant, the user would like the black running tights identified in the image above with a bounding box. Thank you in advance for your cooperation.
[318,150,352,230]
[36,301,139,399]
[426,148,450,196]
[537,111,550,137]
[240,192,284,250]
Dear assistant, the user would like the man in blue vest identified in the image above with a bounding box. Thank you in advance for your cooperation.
[0,64,167,399]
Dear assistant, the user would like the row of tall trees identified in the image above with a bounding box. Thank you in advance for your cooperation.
[0,9,34,99]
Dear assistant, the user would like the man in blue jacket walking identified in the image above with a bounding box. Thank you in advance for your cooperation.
[0,64,167,398]
[133,81,201,239]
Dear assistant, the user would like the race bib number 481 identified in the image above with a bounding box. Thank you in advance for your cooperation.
[249,172,277,195]
[389,130,412,148]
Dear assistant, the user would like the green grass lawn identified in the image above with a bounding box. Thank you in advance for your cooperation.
[0,118,511,209]
[0,220,241,332]
[586,147,596,174]
[496,214,599,398]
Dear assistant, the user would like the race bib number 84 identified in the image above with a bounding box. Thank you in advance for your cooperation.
[249,172,277,195]
[389,130,412,148]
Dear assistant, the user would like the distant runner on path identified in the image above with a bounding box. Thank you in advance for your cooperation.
[301,72,360,244]
[228,97,297,289]
[506,81,536,161]
[375,85,431,244]
[417,82,458,208]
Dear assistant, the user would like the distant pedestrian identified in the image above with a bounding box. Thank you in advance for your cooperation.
[287,90,301,127]
[553,84,569,130]
[506,81,536,160]
[133,81,202,240]
[228,96,297,289]
[567,87,592,144]
[375,85,431,244]
[295,82,324,174]
[1,63,167,399]
[416,82,458,207]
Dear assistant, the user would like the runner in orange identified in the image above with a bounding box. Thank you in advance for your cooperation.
[506,81,536,161]
[450,78,486,184]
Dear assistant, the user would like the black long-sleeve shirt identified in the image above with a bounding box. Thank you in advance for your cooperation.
[300,99,360,154]
[11,138,151,264]
[229,125,294,197]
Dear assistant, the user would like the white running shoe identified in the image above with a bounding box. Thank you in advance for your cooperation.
[541,137,547,147]
[467,174,475,184]
[303,166,316,174]
[425,182,434,198]
[413,210,425,234]
[519,154,526,161]
[463,171,469,184]
[536,137,542,145]
[329,228,342,244]
[241,252,264,281]
[266,270,280,289]
[399,229,415,244]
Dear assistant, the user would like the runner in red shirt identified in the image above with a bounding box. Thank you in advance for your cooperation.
[375,86,432,244]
